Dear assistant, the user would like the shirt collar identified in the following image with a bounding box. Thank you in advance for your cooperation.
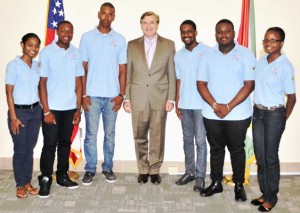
[51,40,74,51]
[16,56,25,65]
[93,26,114,36]
[214,40,239,54]
[144,34,158,44]
[265,53,287,63]
[182,42,202,52]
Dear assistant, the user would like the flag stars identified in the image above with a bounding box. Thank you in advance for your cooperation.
[51,20,58,28]
[55,0,61,8]
[47,0,64,30]
[58,9,64,17]
[52,7,57,15]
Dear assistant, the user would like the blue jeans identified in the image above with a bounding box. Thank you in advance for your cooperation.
[252,106,286,206]
[84,97,118,173]
[181,109,207,178]
[7,105,42,187]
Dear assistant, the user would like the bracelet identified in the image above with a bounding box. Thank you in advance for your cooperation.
[212,102,218,109]
[44,111,51,116]
[226,104,231,111]
[76,108,82,113]
[82,95,87,98]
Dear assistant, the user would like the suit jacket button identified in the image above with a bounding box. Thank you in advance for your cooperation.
[146,84,148,87]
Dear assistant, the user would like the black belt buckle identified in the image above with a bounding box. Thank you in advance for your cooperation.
[15,102,39,109]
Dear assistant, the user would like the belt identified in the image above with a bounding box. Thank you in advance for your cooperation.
[14,102,39,109]
[255,104,284,111]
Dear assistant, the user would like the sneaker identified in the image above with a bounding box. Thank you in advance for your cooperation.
[56,173,79,189]
[38,175,52,198]
[193,177,205,192]
[175,173,195,185]
[82,172,95,186]
[102,170,116,183]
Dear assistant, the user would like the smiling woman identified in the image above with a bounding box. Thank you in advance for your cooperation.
[5,33,42,199]
[252,27,296,212]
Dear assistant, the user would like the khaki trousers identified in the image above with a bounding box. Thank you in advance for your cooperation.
[132,106,167,175]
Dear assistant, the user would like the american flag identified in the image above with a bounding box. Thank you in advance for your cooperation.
[45,0,65,46]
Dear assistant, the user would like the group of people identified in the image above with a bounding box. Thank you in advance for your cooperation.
[5,2,296,212]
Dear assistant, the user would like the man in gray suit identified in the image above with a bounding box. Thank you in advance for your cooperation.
[123,11,176,184]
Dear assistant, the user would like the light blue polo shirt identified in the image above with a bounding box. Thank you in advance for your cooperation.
[80,27,127,97]
[5,57,40,105]
[39,41,84,110]
[175,43,211,109]
[254,54,296,106]
[197,42,256,120]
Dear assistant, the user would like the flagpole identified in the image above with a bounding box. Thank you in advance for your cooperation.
[44,0,50,46]
[250,0,257,57]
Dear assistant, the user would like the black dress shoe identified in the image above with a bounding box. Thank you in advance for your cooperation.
[175,173,195,185]
[150,174,161,184]
[251,198,264,206]
[234,182,247,202]
[200,181,223,197]
[138,174,149,183]
[258,203,273,212]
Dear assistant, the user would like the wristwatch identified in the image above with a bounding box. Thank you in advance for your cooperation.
[119,93,126,99]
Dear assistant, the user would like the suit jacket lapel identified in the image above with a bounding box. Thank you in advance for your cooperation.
[151,35,162,71]
[137,37,149,70]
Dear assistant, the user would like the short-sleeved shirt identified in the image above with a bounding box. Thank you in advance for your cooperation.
[80,27,127,97]
[197,42,256,120]
[254,54,296,106]
[175,43,211,109]
[39,41,84,110]
[5,57,40,105]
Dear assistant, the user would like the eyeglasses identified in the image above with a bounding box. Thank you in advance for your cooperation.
[262,39,283,44]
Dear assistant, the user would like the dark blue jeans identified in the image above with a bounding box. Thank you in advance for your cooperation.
[252,106,286,206]
[203,117,251,183]
[40,109,76,177]
[7,105,42,187]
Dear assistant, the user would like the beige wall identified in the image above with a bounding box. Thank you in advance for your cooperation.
[0,0,299,172]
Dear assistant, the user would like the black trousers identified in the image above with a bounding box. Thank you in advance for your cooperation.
[40,109,75,177]
[203,117,251,183]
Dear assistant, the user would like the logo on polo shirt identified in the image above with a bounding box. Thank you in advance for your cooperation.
[272,67,279,75]
[70,53,77,60]
[198,52,205,58]
[110,40,117,47]
[232,54,239,61]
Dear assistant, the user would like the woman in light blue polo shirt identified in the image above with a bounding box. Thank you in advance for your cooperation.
[5,33,42,198]
[251,27,296,212]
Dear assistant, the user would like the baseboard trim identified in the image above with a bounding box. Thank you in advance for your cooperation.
[1,157,300,175]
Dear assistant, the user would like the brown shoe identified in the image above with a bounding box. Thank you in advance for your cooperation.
[24,183,39,195]
[16,186,27,198]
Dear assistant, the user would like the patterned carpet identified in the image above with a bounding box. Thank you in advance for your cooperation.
[0,170,299,213]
